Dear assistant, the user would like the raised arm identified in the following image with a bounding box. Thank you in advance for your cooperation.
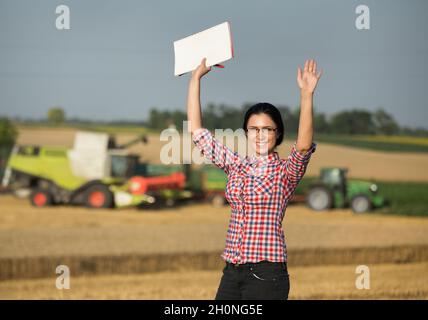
[296,59,322,153]
[284,59,322,187]
[187,58,211,134]
[187,58,241,174]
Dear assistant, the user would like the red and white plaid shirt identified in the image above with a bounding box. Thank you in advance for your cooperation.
[192,127,317,264]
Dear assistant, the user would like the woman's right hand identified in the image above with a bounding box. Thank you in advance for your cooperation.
[191,57,211,80]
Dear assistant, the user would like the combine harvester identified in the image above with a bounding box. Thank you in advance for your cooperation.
[1,131,191,209]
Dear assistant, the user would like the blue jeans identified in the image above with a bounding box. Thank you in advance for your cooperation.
[214,260,290,300]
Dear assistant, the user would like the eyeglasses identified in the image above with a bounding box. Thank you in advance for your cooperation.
[246,127,277,136]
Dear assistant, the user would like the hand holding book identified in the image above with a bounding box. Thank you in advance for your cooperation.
[174,22,233,76]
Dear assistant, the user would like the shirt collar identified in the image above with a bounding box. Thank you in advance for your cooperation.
[248,151,280,166]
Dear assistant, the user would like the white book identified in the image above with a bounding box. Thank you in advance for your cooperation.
[173,21,234,76]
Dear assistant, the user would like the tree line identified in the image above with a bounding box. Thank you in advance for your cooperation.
[2,103,427,139]
[147,103,427,137]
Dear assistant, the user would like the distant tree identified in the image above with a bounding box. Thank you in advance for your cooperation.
[0,117,17,146]
[147,104,428,137]
[278,105,300,135]
[170,110,186,130]
[313,113,330,134]
[218,104,241,130]
[47,107,66,125]
[204,103,222,130]
[400,126,428,137]
[330,109,376,135]
[412,127,428,137]
[148,108,187,130]
[148,109,162,129]
[373,108,399,135]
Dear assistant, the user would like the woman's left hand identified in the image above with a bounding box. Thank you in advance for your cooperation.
[297,59,322,95]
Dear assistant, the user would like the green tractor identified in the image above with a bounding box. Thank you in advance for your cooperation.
[306,167,385,213]
[186,164,228,207]
[1,131,164,208]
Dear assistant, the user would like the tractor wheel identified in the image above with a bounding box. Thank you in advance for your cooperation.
[350,195,372,213]
[306,186,333,211]
[84,184,114,209]
[209,194,226,207]
[30,188,54,207]
[165,198,176,207]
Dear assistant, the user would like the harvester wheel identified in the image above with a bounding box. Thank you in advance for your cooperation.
[306,186,333,211]
[30,188,54,207]
[84,184,114,209]
[209,194,226,207]
[165,198,176,207]
[350,194,372,213]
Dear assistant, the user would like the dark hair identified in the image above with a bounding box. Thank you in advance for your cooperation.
[242,102,284,147]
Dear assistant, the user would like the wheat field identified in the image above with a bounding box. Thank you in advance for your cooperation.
[1,127,427,299]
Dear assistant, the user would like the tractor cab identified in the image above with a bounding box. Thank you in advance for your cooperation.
[319,167,348,197]
[320,167,347,186]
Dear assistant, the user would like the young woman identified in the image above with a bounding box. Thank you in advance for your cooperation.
[187,58,322,300]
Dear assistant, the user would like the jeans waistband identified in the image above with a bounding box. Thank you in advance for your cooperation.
[225,260,287,269]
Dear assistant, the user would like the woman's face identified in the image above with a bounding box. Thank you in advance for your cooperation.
[246,113,278,156]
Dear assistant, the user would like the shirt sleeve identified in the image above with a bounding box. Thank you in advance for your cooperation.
[192,127,241,175]
[283,141,317,188]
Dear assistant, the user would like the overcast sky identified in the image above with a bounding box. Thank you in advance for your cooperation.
[0,0,427,129]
